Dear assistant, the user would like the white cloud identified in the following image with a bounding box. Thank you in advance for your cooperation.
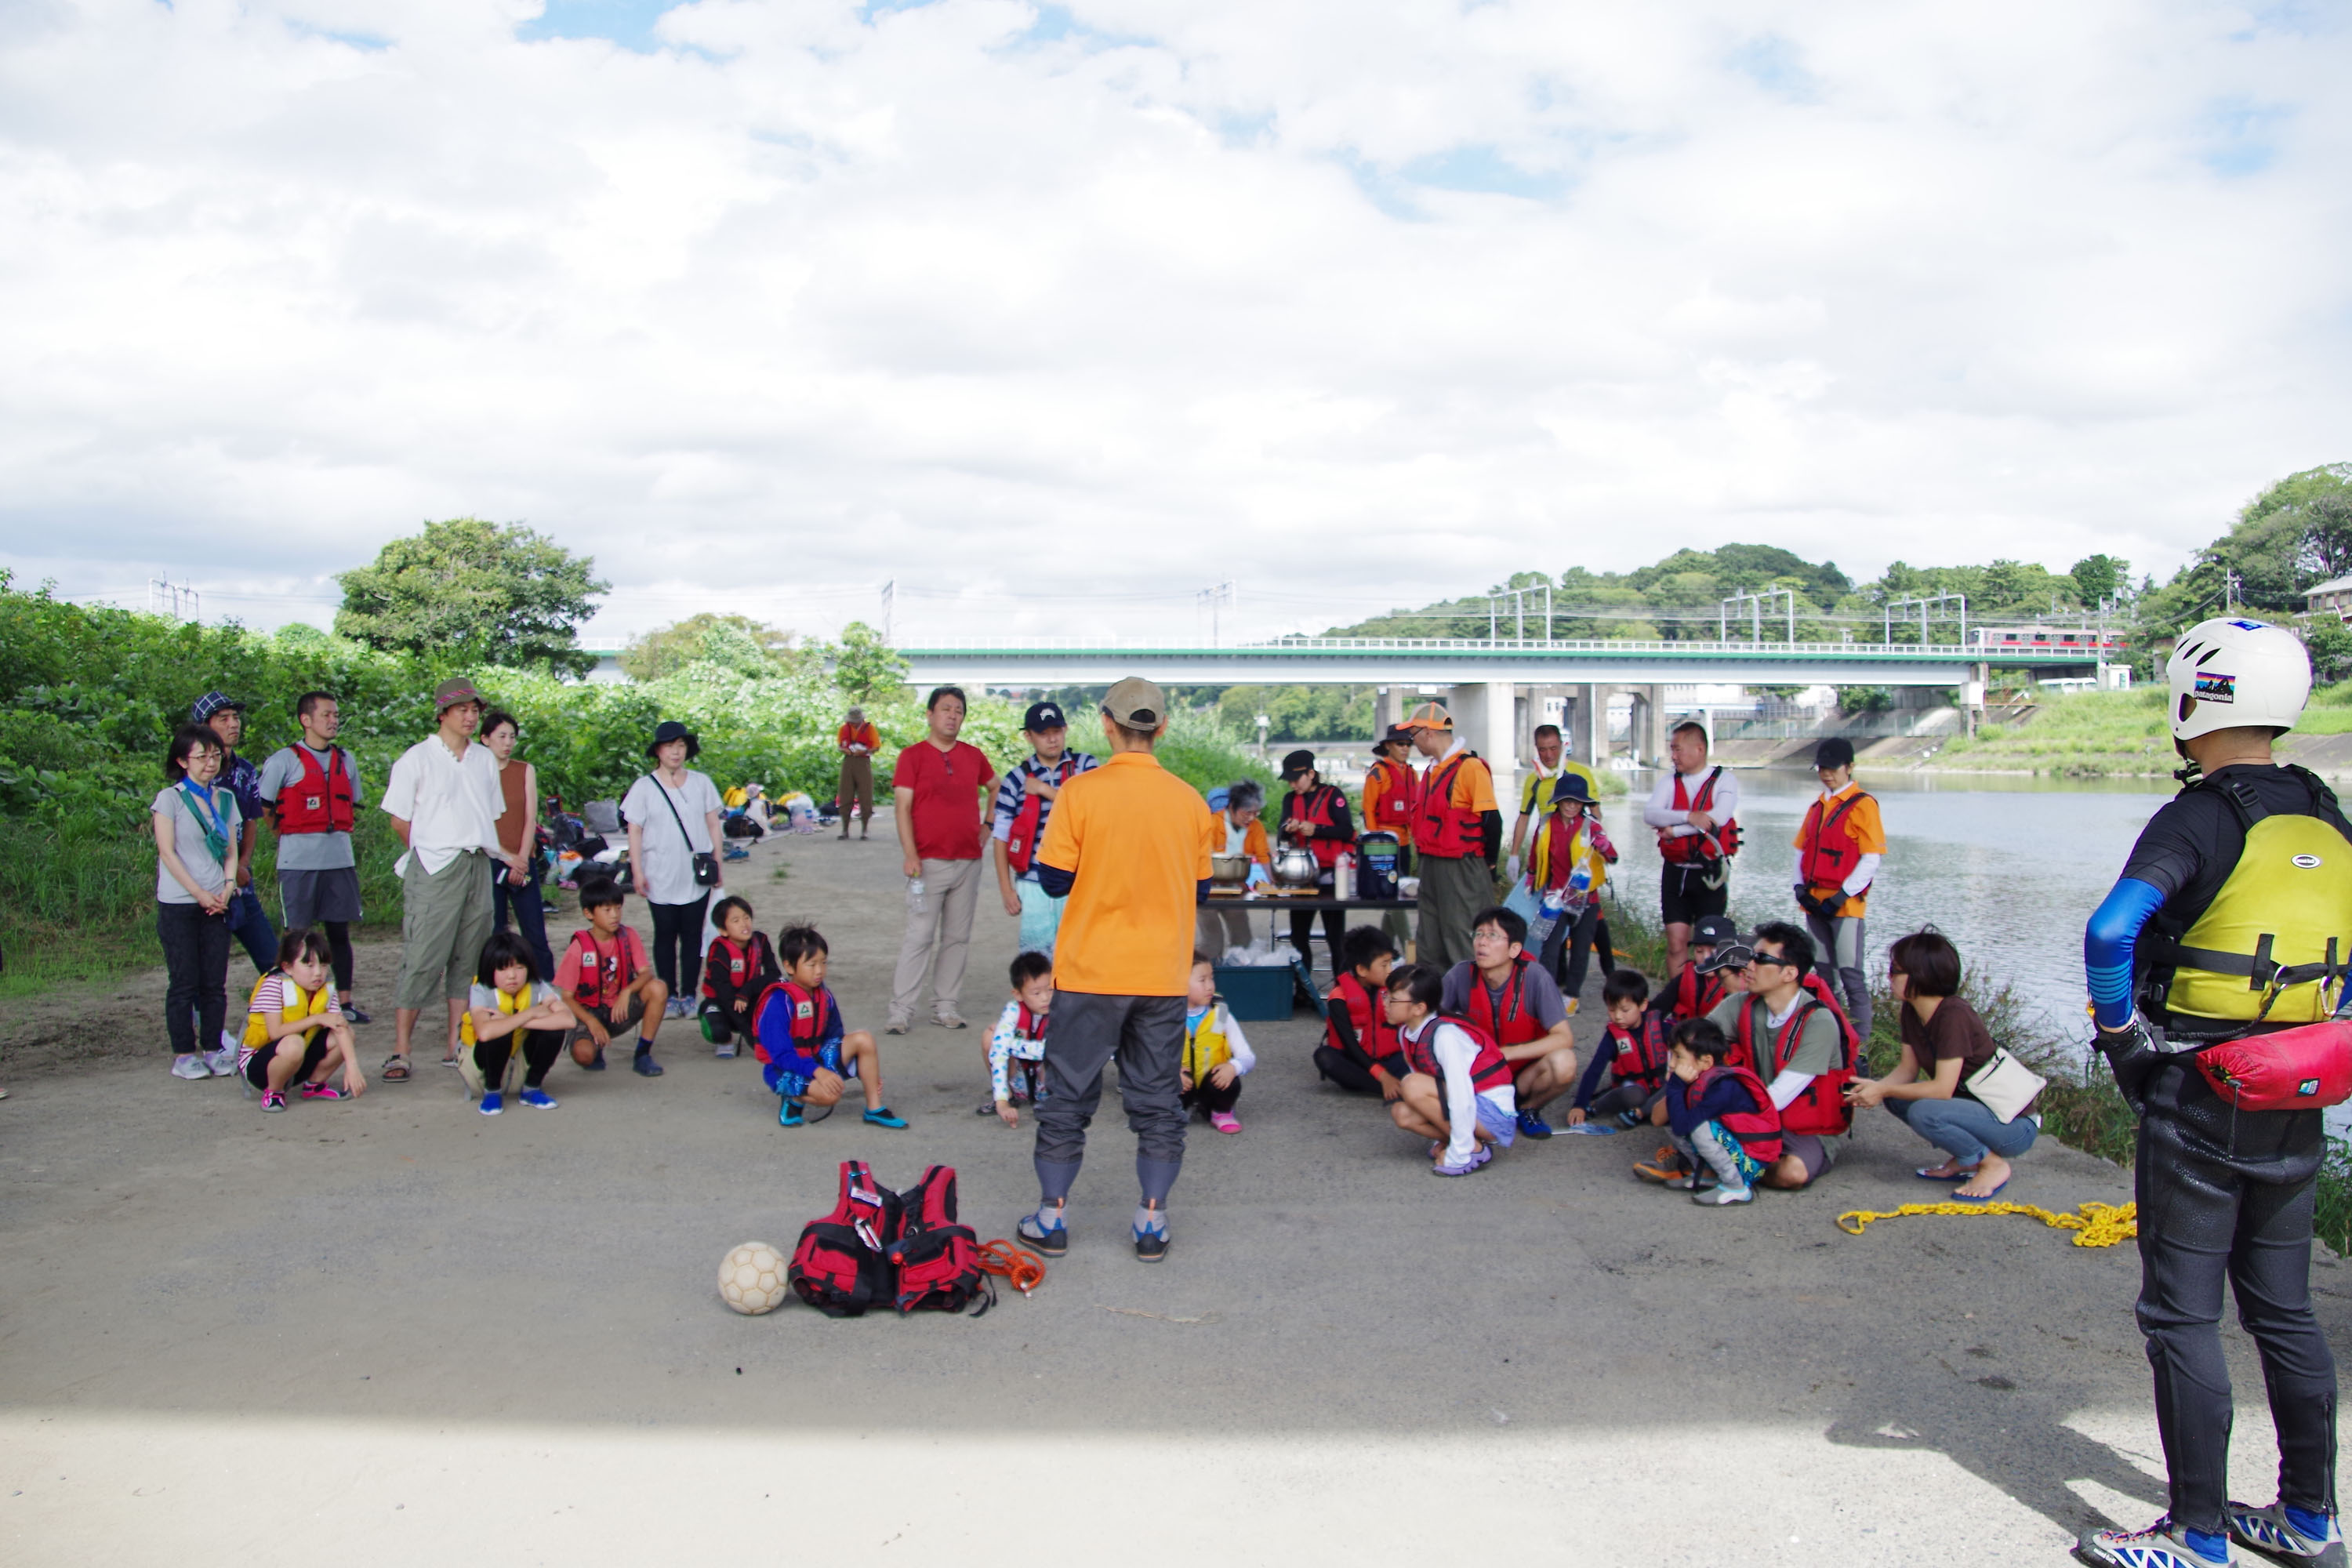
[1,0,2347,644]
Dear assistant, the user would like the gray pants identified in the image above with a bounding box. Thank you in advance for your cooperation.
[394,848,494,1011]
[1803,908,1871,1043]
[890,855,982,1026]
[1033,991,1188,1202]
[1415,852,1491,971]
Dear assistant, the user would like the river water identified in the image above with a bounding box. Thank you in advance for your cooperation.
[1602,768,2179,1047]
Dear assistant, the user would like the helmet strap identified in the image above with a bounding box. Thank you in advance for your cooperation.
[2172,738,2201,787]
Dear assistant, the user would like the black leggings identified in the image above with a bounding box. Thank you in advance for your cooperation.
[1540,905,1604,1004]
[473,1027,566,1090]
[648,897,710,1000]
[1314,1044,1382,1094]
[158,900,230,1058]
[321,920,354,993]
[2135,1058,2338,1534]
[1587,1080,1658,1121]
[1289,906,1344,972]
[1181,1073,1243,1116]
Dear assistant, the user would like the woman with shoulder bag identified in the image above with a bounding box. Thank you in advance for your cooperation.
[1843,927,2042,1203]
[622,721,724,1058]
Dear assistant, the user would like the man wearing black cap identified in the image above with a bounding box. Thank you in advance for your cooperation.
[991,700,1099,956]
[1791,737,1882,1041]
[1278,750,1356,973]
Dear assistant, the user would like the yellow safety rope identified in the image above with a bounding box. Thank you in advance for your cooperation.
[1835,1200,2137,1248]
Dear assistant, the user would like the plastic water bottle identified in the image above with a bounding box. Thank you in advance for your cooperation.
[907,877,926,914]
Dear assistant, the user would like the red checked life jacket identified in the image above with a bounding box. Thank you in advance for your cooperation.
[1323,972,1397,1072]
[1604,1014,1673,1092]
[1364,757,1420,838]
[1657,768,1740,865]
[1285,782,1350,870]
[1686,1065,1784,1163]
[1402,1017,1515,1096]
[1414,753,1488,860]
[789,1160,903,1319]
[1798,788,1875,897]
[274,746,355,836]
[884,1165,991,1316]
[1004,758,1080,875]
[1463,956,1548,1048]
[564,928,637,1009]
[1727,981,1858,1138]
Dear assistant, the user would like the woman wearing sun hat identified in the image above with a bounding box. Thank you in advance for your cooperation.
[622,720,725,1043]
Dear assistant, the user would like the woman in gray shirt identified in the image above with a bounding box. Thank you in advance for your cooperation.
[155,724,242,1080]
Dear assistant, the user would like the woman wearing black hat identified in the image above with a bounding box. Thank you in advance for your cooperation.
[1278,750,1356,974]
[1525,773,1618,1003]
[621,721,725,1072]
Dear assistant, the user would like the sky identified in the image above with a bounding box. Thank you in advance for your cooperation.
[2,0,2347,648]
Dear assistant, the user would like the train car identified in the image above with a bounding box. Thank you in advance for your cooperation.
[1968,625,2125,655]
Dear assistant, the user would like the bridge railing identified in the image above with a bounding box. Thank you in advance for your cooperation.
[897,635,2096,660]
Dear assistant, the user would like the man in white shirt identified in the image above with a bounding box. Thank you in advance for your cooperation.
[378,677,526,1082]
[1642,721,1741,981]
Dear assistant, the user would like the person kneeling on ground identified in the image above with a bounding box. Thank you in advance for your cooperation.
[461,931,575,1114]
[556,877,670,1076]
[699,895,780,1059]
[753,924,906,1131]
[983,950,1054,1123]
[1316,926,1403,1097]
[1845,928,2038,1203]
[1180,953,1255,1134]
[1441,906,1577,1140]
[241,927,365,1112]
[1384,961,1518,1177]
[1566,969,1671,1131]
[1642,1018,1781,1207]
[1706,922,1856,1190]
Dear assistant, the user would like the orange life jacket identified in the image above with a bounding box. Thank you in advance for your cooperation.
[1657,768,1740,865]
[1414,752,1487,859]
[1798,788,1874,896]
[1364,758,1419,837]
[274,746,354,836]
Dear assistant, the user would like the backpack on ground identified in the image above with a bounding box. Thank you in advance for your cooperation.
[788,1160,903,1317]
[886,1165,993,1316]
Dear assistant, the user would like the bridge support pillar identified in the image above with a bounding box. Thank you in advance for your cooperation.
[1444,681,1519,810]
[1638,684,1666,766]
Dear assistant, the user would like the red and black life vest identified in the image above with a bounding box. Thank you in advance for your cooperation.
[274,746,355,836]
[1284,782,1350,870]
[1603,1014,1672,1091]
[1402,1016,1515,1096]
[788,1159,902,1319]
[1323,971,1398,1073]
[1004,757,1080,875]
[751,978,840,1072]
[1727,979,1858,1138]
[884,1165,990,1316]
[1462,955,1548,1048]
[564,928,636,1009]
[1365,757,1419,837]
[701,932,776,1004]
[1414,752,1488,859]
[1798,788,1875,897]
[1666,964,1728,1023]
[1657,768,1741,865]
[1683,1065,1784,1163]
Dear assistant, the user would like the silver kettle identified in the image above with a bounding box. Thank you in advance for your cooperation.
[1272,845,1320,888]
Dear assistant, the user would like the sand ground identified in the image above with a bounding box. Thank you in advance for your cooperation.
[2,818,2344,1566]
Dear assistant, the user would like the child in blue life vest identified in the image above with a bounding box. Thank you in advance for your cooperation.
[1382,961,1518,1177]
[1645,1018,1781,1207]
[1181,953,1257,1134]
[753,924,906,1131]
[1565,969,1671,1132]
[983,949,1055,1124]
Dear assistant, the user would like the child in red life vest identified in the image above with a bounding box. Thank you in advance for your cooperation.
[983,949,1054,1124]
[555,877,670,1074]
[753,924,906,1131]
[1565,969,1671,1131]
[1316,926,1403,1098]
[1648,1018,1780,1207]
[699,895,779,1059]
[1383,961,1519,1177]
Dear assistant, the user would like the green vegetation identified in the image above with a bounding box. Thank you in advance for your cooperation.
[1901,680,2352,777]
[619,613,806,681]
[335,518,609,677]
[1210,684,1375,742]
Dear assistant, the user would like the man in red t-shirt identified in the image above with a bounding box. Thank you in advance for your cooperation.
[888,685,996,1033]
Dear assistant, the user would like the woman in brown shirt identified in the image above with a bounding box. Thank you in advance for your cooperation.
[481,711,553,982]
[1844,928,2039,1202]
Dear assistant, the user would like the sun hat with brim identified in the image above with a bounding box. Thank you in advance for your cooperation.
[1400,702,1453,731]
[1548,773,1596,806]
[646,719,700,760]
[432,677,482,713]
[1372,725,1414,757]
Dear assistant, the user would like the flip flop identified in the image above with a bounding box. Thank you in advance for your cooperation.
[1916,1164,1981,1181]
[1952,1177,2011,1203]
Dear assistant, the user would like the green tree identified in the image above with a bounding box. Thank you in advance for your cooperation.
[829,620,909,704]
[335,518,608,676]
[620,614,800,681]
[2299,615,2352,683]
[2070,554,2129,605]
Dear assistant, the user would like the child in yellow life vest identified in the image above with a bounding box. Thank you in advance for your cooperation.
[462,931,577,1115]
[1179,953,1256,1134]
[240,927,363,1112]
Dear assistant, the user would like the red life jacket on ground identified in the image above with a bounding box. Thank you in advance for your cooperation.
[1727,980,1858,1138]
[1414,752,1488,859]
[1798,788,1874,896]
[1365,757,1419,838]
[1403,1017,1515,1096]
[1668,965,1728,1022]
[1462,956,1548,1048]
[274,746,355,836]
[1004,757,1080,875]
[701,932,775,1004]
[1604,1014,1672,1091]
[1684,1065,1785,1163]
[564,928,636,1008]
[884,1164,989,1316]
[1657,768,1740,865]
[1284,782,1350,869]
[1324,972,1398,1072]
[789,1158,902,1319]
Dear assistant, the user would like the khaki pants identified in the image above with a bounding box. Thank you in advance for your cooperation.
[891,856,983,1026]
[1414,852,1492,973]
[838,754,875,826]
[394,849,494,1011]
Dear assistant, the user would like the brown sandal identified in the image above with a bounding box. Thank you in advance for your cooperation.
[379,1054,412,1083]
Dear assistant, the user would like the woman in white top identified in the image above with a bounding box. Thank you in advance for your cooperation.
[622,720,725,1029]
[154,723,241,1080]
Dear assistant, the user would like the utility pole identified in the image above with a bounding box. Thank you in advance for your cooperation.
[1197,581,1236,647]
[1719,587,1796,643]
[148,579,200,622]
[2225,570,2242,612]
[880,579,894,644]
[1886,592,1966,648]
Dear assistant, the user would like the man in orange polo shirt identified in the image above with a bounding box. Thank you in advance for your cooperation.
[1018,677,1218,1265]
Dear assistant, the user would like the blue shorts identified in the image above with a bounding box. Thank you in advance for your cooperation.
[763,1054,856,1098]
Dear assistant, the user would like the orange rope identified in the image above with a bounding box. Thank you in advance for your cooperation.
[975,1240,1047,1295]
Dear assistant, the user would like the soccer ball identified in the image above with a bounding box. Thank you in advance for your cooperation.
[717,1241,789,1316]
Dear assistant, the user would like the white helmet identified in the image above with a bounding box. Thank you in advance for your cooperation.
[2165,616,2311,741]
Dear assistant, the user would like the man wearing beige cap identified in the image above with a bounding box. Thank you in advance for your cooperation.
[1402,702,1502,971]
[378,677,528,1083]
[1018,677,1218,1264]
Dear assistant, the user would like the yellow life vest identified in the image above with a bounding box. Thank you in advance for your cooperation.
[242,973,333,1048]
[460,982,546,1047]
[1532,814,1606,898]
[1182,1004,1232,1080]
[2165,803,2352,1025]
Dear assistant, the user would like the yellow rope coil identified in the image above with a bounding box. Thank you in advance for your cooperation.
[1835,1199,2138,1248]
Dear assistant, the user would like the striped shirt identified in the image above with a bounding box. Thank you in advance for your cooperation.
[990,752,1101,882]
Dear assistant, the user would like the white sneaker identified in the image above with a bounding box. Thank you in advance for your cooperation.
[205,1046,238,1077]
[172,1055,212,1080]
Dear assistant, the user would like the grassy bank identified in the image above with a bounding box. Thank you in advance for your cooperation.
[1921,680,2352,777]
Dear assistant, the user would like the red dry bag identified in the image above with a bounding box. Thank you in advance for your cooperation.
[2194,1021,2352,1112]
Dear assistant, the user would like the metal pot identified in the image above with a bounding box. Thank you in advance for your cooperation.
[1272,845,1320,889]
[1210,854,1251,887]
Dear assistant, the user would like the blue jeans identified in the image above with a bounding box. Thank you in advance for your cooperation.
[492,866,556,983]
[225,884,277,976]
[1888,1094,2039,1165]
